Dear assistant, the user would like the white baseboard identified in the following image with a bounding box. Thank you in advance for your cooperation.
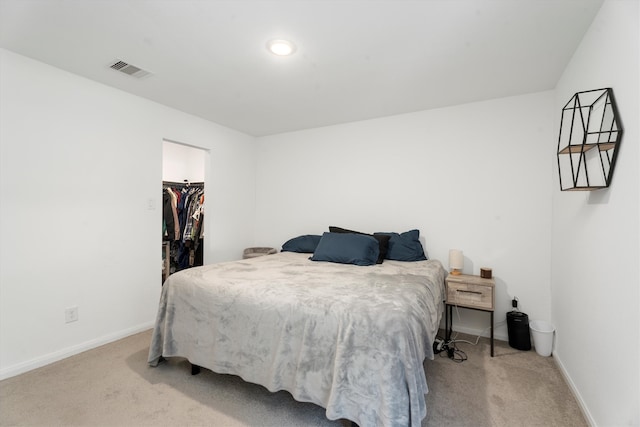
[553,352,596,427]
[0,321,154,380]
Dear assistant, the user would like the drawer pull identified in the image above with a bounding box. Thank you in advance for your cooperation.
[457,290,482,295]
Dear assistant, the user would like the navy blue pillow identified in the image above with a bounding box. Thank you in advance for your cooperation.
[374,229,427,261]
[281,235,322,253]
[329,226,390,264]
[311,232,380,266]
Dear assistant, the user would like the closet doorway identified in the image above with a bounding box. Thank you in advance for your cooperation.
[162,140,208,282]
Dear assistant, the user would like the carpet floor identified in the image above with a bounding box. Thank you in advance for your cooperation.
[0,330,587,426]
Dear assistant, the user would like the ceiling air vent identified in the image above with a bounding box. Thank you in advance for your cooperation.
[109,59,152,79]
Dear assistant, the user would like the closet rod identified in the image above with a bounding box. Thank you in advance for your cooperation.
[163,180,204,188]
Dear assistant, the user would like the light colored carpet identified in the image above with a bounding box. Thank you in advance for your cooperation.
[0,330,586,426]
[424,334,587,427]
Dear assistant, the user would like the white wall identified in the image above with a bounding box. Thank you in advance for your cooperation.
[255,91,555,340]
[0,49,256,379]
[551,1,639,426]
[162,140,206,183]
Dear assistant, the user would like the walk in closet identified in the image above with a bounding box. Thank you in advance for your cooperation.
[162,141,206,283]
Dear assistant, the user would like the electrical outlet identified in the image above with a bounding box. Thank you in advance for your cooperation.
[65,306,78,323]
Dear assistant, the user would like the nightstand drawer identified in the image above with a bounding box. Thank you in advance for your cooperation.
[447,281,493,310]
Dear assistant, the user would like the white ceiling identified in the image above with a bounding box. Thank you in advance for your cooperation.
[0,0,603,136]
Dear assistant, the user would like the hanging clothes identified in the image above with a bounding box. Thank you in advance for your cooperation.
[162,191,176,241]
[162,181,204,275]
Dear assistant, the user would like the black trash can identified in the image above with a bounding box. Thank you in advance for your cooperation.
[507,311,531,351]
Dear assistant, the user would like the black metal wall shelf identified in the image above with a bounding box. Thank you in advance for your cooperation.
[557,88,623,191]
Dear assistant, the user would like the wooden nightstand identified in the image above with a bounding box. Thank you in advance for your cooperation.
[445,274,495,357]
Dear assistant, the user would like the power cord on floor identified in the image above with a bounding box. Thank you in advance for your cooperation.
[435,305,508,363]
[433,336,467,363]
[442,343,467,363]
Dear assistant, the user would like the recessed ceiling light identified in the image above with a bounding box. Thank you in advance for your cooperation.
[267,39,296,56]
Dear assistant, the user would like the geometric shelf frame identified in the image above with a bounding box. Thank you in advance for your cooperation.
[557,88,623,191]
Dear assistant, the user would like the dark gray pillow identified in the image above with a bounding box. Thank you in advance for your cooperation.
[374,229,427,261]
[281,235,322,253]
[310,232,379,266]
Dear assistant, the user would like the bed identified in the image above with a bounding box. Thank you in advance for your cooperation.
[148,234,446,427]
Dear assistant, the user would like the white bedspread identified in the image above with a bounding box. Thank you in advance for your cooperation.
[148,252,446,426]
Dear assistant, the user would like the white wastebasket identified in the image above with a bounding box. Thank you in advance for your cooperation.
[529,320,555,357]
